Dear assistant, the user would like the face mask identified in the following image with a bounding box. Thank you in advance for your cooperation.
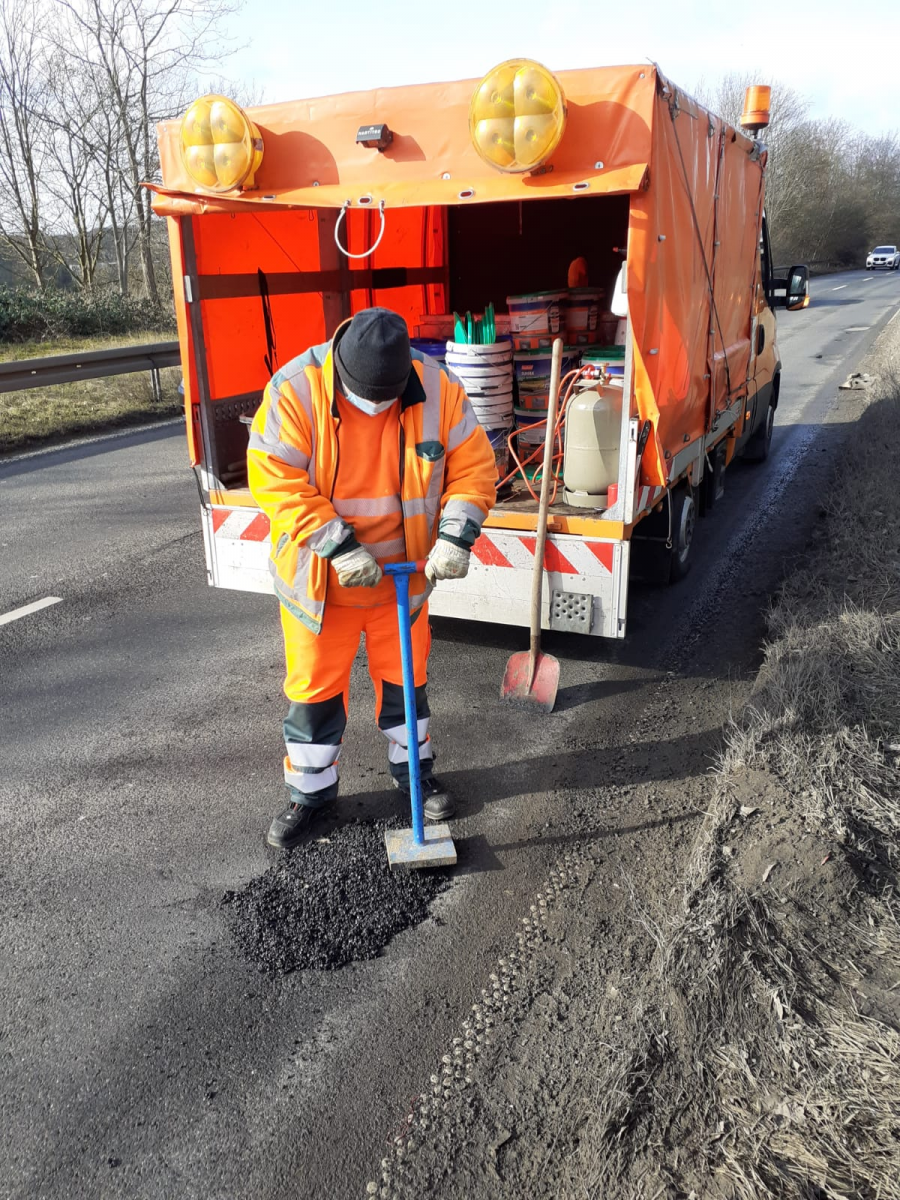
[343,389,398,417]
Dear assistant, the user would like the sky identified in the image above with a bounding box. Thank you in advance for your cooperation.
[218,0,897,136]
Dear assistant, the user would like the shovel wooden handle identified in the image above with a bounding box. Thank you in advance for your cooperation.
[528,338,564,681]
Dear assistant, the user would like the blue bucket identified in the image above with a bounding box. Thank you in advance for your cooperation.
[410,338,447,363]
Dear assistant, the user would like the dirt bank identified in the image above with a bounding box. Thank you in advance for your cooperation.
[380,331,900,1199]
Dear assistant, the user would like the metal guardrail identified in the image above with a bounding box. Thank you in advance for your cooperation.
[0,341,181,399]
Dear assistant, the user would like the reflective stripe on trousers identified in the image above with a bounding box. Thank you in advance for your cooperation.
[280,600,433,805]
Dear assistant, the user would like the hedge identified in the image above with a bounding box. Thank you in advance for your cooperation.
[0,287,176,342]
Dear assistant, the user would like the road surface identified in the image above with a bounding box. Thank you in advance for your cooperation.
[1,269,898,1199]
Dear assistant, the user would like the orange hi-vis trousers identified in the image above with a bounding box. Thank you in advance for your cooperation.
[279,601,432,807]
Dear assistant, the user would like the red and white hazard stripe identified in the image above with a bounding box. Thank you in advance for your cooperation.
[209,508,617,578]
[634,484,665,515]
[472,530,615,576]
[210,508,271,541]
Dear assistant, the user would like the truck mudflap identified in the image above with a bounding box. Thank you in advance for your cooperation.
[201,505,630,638]
[429,528,630,639]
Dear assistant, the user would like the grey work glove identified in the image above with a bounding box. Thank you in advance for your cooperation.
[425,538,471,585]
[333,545,383,588]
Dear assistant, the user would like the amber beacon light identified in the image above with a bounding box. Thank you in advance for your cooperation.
[740,85,771,135]
[469,59,567,173]
[180,95,264,193]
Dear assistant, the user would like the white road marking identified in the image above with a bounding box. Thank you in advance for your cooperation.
[832,284,848,291]
[0,596,63,627]
[864,276,874,281]
[889,308,900,326]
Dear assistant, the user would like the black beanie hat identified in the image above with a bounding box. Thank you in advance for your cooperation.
[334,308,411,403]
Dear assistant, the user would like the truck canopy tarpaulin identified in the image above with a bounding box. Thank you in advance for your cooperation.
[155,65,763,491]
[628,86,762,485]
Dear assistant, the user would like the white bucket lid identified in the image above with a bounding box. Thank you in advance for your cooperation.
[507,290,567,305]
[445,341,512,358]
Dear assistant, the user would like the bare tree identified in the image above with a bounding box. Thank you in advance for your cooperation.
[0,0,49,287]
[694,71,811,236]
[695,70,900,267]
[54,0,240,303]
[40,51,111,288]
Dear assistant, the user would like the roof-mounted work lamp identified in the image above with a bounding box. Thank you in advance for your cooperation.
[180,94,263,192]
[469,59,567,173]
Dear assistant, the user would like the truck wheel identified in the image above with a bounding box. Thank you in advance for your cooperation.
[743,400,775,463]
[668,485,696,583]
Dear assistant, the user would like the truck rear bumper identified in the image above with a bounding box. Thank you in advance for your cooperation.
[202,505,630,639]
[429,527,629,638]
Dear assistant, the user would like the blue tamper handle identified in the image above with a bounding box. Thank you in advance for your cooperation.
[384,561,428,846]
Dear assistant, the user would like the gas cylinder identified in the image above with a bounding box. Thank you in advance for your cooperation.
[563,384,622,507]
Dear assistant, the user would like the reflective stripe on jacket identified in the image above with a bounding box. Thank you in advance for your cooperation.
[247,330,498,634]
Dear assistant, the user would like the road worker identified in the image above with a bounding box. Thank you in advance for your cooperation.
[248,308,498,849]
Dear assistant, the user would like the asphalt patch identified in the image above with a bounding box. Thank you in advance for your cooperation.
[220,819,452,973]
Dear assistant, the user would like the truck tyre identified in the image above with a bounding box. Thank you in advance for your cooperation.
[743,400,775,462]
[668,484,696,583]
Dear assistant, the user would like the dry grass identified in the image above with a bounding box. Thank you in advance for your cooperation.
[0,332,182,453]
[561,376,900,1199]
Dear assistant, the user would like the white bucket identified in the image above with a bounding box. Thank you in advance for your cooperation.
[506,291,567,337]
[614,318,627,346]
[566,288,604,334]
[445,340,514,427]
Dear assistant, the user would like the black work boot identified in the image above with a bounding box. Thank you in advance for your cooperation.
[394,774,455,822]
[266,799,331,850]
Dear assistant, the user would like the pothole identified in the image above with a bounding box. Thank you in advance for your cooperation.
[220,819,451,973]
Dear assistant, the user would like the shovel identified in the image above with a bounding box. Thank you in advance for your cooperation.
[383,562,457,869]
[500,337,563,713]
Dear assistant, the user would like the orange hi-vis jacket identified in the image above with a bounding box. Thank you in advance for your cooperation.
[247,329,498,634]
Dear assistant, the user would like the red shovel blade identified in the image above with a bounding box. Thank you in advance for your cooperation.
[500,649,560,713]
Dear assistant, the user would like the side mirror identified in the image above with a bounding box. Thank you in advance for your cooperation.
[770,263,810,310]
[785,264,810,311]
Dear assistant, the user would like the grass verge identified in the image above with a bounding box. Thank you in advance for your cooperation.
[0,332,182,454]
[563,375,900,1198]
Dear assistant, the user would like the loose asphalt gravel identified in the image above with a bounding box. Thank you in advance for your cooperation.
[222,820,451,972]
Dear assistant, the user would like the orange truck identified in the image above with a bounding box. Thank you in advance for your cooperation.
[153,62,808,639]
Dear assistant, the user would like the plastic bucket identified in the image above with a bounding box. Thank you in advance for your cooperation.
[566,288,604,336]
[614,318,627,346]
[512,331,555,351]
[514,347,580,383]
[582,351,625,385]
[485,425,511,479]
[445,340,514,427]
[516,388,551,412]
[514,410,561,457]
[506,291,567,336]
[567,329,601,347]
[410,338,447,362]
[514,417,548,447]
[445,340,512,361]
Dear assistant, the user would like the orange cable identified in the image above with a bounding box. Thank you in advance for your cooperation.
[499,367,592,502]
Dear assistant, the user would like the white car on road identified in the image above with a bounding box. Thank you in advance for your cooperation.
[866,245,900,270]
